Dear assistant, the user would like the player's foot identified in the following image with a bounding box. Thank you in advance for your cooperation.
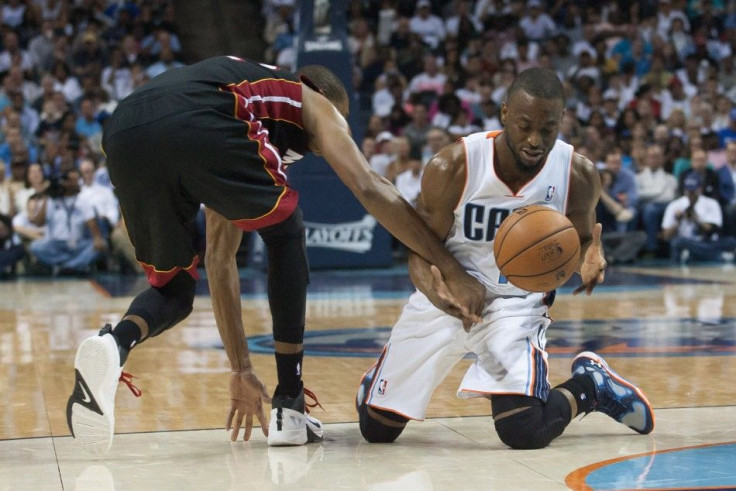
[66,325,130,453]
[268,384,323,446]
[355,364,377,412]
[572,351,654,434]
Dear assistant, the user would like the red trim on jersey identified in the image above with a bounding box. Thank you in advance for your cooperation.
[231,190,298,231]
[140,255,200,288]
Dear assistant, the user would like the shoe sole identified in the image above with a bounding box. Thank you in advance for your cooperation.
[573,351,655,434]
[67,336,120,453]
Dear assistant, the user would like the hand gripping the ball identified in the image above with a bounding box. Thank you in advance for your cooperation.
[226,369,271,441]
[573,223,606,296]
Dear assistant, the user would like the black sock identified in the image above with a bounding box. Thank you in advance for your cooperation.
[112,320,143,350]
[555,375,596,416]
[275,351,303,397]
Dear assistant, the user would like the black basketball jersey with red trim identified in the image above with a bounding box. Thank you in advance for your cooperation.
[106,56,310,164]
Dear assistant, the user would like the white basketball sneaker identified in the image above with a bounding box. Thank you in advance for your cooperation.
[66,325,137,453]
[267,385,324,446]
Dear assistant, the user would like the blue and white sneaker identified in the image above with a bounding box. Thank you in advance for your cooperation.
[572,351,655,434]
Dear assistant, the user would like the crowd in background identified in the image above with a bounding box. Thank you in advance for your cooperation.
[0,0,184,277]
[4,0,736,279]
[262,0,736,265]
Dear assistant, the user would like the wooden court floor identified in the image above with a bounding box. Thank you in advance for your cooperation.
[1,263,735,490]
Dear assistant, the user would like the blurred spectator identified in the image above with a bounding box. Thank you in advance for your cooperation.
[407,54,446,104]
[662,171,736,263]
[677,149,726,205]
[444,0,481,49]
[597,149,639,232]
[1,0,27,30]
[0,31,34,74]
[0,161,14,217]
[369,131,395,178]
[78,158,118,233]
[598,168,647,264]
[52,61,83,105]
[717,108,736,149]
[11,162,48,243]
[75,97,102,139]
[0,213,24,276]
[636,144,678,256]
[145,47,184,79]
[8,90,40,137]
[110,214,142,274]
[421,126,450,164]
[403,103,431,156]
[394,157,423,208]
[28,168,106,274]
[71,30,107,79]
[519,0,556,42]
[409,0,445,50]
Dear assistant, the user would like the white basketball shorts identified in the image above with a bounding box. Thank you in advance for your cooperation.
[364,290,553,420]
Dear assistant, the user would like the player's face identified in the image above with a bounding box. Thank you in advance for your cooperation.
[501,91,564,172]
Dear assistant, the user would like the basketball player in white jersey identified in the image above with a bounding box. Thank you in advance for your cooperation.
[356,68,654,449]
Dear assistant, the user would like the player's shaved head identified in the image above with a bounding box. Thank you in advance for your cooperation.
[298,65,349,116]
[506,67,565,105]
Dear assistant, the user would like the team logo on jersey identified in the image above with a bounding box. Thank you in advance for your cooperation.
[545,186,556,201]
[304,215,376,253]
[282,149,304,165]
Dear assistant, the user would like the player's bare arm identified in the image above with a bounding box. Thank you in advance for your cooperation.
[566,152,606,295]
[407,142,484,330]
[204,208,270,441]
[302,85,484,322]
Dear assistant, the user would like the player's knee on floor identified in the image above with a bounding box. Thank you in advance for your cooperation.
[358,404,408,443]
[492,395,563,450]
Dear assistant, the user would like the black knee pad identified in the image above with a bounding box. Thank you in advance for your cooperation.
[358,403,408,443]
[492,393,568,450]
[127,270,196,337]
[258,209,309,344]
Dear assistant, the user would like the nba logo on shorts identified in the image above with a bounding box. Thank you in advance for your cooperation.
[377,379,388,395]
[545,186,556,201]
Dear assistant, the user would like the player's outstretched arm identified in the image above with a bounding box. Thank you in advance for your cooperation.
[302,86,485,324]
[204,208,270,440]
[407,143,484,331]
[566,153,606,295]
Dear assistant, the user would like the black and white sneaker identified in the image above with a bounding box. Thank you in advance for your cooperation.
[66,325,135,453]
[268,385,324,446]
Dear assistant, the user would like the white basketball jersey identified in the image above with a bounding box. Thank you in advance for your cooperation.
[446,130,574,295]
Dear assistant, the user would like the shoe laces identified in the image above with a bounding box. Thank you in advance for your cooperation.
[304,388,323,414]
[119,371,142,397]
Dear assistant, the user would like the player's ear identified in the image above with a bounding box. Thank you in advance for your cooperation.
[500,102,508,127]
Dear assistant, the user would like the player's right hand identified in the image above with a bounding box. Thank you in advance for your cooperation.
[430,265,485,331]
[226,369,271,441]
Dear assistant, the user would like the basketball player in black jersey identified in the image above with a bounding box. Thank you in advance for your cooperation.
[66,56,486,451]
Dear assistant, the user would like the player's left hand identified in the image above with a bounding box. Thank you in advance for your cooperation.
[226,369,271,441]
[574,222,606,296]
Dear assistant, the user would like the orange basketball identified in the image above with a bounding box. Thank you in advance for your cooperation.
[493,205,580,292]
